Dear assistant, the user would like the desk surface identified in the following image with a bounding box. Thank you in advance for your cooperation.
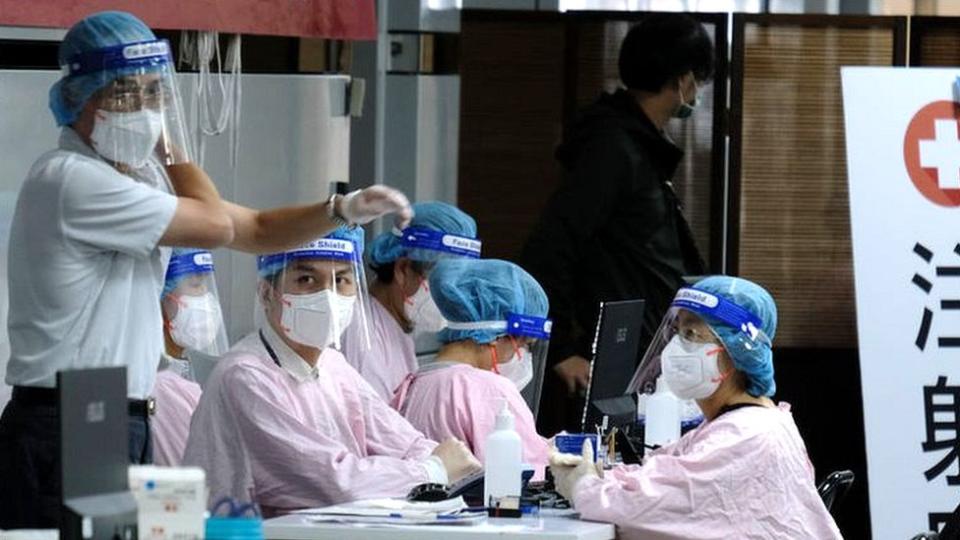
[263,511,615,540]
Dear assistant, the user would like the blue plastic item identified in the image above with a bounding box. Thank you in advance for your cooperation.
[206,497,263,540]
[205,517,264,540]
[554,433,600,461]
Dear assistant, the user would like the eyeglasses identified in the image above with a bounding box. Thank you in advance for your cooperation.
[100,78,165,112]
[671,324,716,345]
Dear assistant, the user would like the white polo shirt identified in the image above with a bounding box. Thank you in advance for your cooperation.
[5,128,178,398]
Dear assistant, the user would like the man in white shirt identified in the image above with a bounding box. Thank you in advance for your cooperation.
[0,11,412,529]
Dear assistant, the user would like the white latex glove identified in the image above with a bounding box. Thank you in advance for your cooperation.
[549,439,600,503]
[432,438,482,485]
[337,186,413,228]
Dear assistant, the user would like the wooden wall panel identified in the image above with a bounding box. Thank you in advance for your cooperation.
[734,20,899,347]
[911,17,960,66]
[458,15,567,261]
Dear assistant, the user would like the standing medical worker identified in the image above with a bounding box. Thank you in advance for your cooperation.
[550,277,842,540]
[392,259,551,479]
[521,13,712,434]
[152,248,229,466]
[342,201,481,401]
[183,228,481,516]
[0,11,412,529]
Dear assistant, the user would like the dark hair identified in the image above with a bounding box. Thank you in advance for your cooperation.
[618,13,715,93]
[369,259,430,284]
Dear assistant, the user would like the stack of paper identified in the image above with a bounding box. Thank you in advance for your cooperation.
[292,497,486,526]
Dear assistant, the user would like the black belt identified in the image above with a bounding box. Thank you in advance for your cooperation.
[12,386,156,417]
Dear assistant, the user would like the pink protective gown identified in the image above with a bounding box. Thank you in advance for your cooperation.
[392,362,550,480]
[341,293,417,402]
[571,403,842,540]
[182,325,442,516]
[151,361,202,466]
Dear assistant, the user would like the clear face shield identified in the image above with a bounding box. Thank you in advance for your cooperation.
[256,238,372,353]
[63,39,193,170]
[627,287,772,402]
[161,250,229,384]
[446,314,552,416]
[396,226,483,336]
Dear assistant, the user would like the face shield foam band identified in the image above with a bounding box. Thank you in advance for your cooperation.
[62,39,171,78]
[165,250,215,281]
[257,238,358,272]
[671,287,771,346]
[393,227,482,259]
[446,313,552,339]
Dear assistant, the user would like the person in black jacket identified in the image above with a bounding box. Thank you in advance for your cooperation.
[520,13,714,434]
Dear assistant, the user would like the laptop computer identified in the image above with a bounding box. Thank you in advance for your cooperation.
[580,299,646,433]
[59,367,138,540]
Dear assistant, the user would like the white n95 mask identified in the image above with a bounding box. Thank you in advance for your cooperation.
[281,289,356,350]
[404,281,447,335]
[660,336,726,400]
[169,293,222,352]
[91,109,164,168]
[499,347,534,391]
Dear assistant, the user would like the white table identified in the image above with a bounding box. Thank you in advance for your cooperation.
[263,511,615,540]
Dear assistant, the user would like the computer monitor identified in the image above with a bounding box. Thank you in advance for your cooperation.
[580,299,646,433]
[59,367,138,540]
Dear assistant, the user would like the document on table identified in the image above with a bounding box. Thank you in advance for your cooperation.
[292,497,486,526]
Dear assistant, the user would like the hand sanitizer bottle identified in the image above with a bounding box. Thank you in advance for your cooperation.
[644,376,681,449]
[483,399,522,506]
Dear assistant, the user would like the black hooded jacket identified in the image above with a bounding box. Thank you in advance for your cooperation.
[520,89,705,367]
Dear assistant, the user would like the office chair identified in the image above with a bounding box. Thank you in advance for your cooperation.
[817,470,855,514]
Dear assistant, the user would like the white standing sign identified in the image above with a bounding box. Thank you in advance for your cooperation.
[844,67,960,538]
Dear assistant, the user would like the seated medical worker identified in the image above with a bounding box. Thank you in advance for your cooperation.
[183,228,480,516]
[341,202,481,401]
[152,248,228,466]
[550,276,842,540]
[392,259,551,480]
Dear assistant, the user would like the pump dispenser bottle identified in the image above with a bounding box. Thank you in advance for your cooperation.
[483,400,522,505]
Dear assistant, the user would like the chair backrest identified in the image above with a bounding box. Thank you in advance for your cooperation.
[817,470,855,513]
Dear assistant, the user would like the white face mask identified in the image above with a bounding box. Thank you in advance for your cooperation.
[660,335,726,400]
[281,289,356,350]
[498,346,534,391]
[169,292,222,352]
[90,109,164,168]
[404,280,447,335]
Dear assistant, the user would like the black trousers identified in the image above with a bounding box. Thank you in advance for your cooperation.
[0,397,152,529]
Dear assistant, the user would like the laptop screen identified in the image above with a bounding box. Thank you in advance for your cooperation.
[581,299,646,432]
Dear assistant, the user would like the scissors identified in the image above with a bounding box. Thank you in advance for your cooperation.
[211,497,261,518]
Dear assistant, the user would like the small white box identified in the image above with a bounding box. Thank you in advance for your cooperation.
[129,466,206,540]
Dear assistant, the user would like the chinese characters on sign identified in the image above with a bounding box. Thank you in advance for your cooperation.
[916,243,960,526]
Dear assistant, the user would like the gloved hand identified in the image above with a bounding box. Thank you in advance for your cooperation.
[432,438,482,485]
[337,186,413,228]
[549,438,600,503]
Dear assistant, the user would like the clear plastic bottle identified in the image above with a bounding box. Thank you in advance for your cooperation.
[644,376,681,449]
[483,400,522,506]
